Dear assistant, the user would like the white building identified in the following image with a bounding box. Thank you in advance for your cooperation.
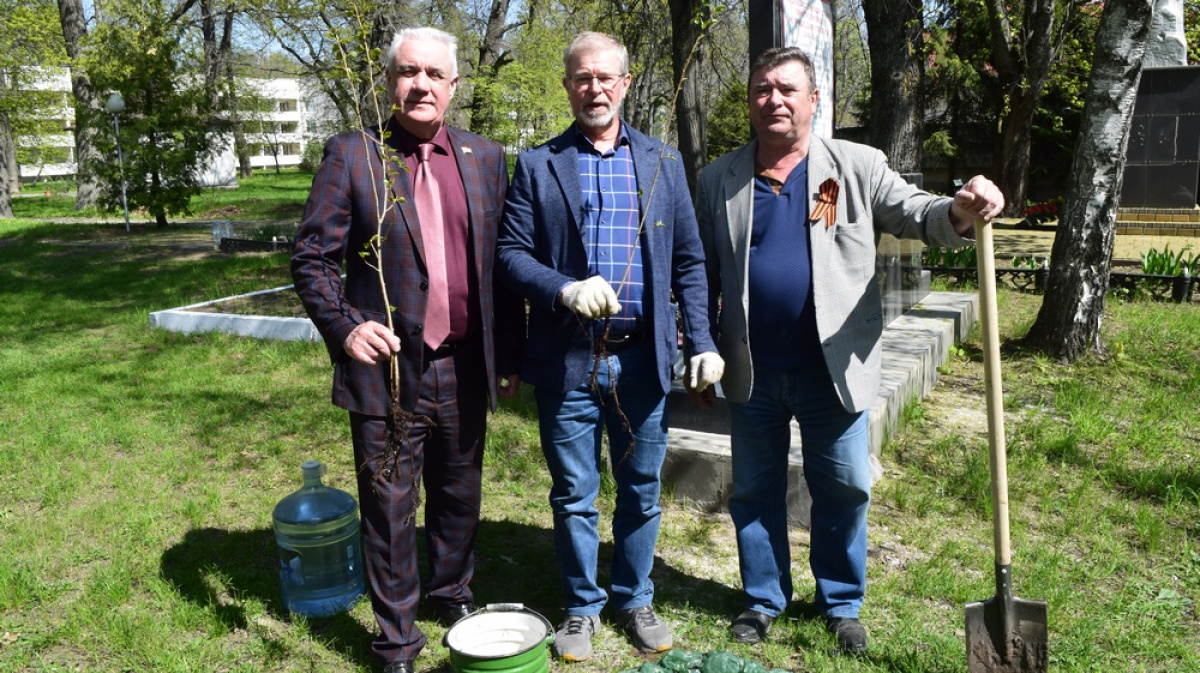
[17,68,77,182]
[17,71,327,184]
[242,77,307,171]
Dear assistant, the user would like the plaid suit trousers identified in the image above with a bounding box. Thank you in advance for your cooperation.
[349,346,486,663]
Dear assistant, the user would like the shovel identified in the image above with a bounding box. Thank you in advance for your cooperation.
[964,218,1048,672]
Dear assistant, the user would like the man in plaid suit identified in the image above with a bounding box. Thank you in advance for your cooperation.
[292,27,524,673]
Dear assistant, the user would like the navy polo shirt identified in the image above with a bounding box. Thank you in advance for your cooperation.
[747,158,824,369]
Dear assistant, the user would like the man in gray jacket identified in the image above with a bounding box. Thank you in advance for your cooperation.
[693,46,1004,655]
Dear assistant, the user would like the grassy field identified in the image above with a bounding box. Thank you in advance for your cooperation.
[2,203,1198,671]
[9,169,313,223]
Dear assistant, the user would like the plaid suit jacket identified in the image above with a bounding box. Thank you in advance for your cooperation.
[292,119,524,416]
[695,135,971,412]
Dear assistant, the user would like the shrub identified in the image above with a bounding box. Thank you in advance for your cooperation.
[298,139,325,173]
[1011,255,1044,269]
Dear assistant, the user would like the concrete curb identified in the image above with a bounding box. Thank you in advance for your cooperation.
[148,284,321,342]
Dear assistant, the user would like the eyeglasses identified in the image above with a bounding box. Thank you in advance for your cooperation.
[568,73,627,91]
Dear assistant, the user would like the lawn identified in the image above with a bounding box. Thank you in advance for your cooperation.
[1,213,1197,672]
[8,169,314,223]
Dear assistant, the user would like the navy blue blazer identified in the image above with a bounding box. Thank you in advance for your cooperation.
[496,122,716,395]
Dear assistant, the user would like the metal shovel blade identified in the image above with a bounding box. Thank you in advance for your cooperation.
[965,576,1048,671]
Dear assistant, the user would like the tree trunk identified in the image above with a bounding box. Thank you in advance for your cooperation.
[984,0,1060,216]
[363,5,410,127]
[995,91,1037,214]
[2,119,18,196]
[223,58,253,178]
[150,154,168,227]
[1023,0,1154,361]
[57,0,102,211]
[669,0,710,190]
[862,0,924,173]
[0,67,18,201]
[201,0,236,112]
[236,127,253,178]
[468,0,514,137]
[0,113,13,218]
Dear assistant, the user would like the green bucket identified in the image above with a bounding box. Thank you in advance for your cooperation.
[445,604,554,673]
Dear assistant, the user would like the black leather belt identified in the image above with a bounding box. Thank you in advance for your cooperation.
[598,330,643,354]
[425,341,457,359]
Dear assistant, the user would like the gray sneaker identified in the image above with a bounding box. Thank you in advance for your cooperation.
[614,605,673,653]
[552,614,600,662]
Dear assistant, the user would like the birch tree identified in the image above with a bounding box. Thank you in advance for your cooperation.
[1023,0,1155,360]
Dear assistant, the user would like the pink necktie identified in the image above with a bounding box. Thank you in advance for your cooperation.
[415,143,450,349]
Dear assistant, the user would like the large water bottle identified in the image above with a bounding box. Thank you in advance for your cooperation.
[272,460,365,617]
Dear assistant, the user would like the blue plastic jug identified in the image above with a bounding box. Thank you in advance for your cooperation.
[272,460,365,617]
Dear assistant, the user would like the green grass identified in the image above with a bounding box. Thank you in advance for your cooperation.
[9,168,313,223]
[189,169,314,222]
[1,218,1198,672]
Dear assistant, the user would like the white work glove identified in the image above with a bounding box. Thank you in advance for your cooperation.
[561,276,621,319]
[687,351,725,392]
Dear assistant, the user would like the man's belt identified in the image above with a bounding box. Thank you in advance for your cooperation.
[425,341,457,359]
[598,330,643,354]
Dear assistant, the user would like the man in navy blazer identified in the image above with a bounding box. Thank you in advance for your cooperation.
[292,27,523,673]
[496,31,723,663]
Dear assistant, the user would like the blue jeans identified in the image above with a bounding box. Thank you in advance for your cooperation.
[534,340,667,616]
[728,364,870,620]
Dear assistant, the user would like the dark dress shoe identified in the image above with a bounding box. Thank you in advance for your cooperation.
[430,599,476,627]
[826,616,868,655]
[730,609,773,644]
[383,660,414,673]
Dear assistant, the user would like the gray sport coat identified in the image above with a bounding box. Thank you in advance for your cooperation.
[695,135,971,412]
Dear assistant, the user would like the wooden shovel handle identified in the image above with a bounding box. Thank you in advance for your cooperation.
[974,219,1011,566]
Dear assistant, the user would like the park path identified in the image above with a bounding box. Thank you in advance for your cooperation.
[990,220,1196,261]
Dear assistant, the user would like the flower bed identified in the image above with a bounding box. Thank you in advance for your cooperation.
[1019,197,1062,228]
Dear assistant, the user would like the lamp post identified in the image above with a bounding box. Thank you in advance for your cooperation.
[104,92,130,232]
